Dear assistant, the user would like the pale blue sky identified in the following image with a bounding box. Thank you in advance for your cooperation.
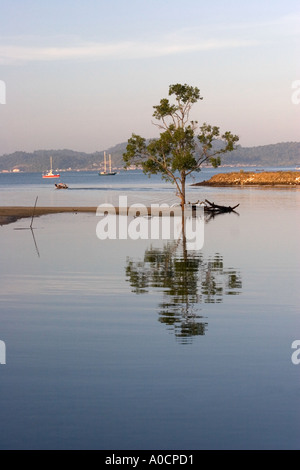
[0,0,299,155]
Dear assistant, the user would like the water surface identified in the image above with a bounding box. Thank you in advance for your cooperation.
[0,171,299,449]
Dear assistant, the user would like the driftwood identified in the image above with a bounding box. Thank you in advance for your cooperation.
[188,199,240,217]
[204,199,240,214]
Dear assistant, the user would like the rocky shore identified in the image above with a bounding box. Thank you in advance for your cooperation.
[193,171,300,186]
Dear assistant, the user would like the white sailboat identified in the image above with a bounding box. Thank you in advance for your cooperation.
[99,152,116,176]
[42,156,60,178]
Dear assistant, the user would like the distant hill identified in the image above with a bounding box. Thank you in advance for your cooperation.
[0,149,103,173]
[1,141,300,172]
[223,142,300,167]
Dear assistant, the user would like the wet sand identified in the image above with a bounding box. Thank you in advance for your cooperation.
[0,206,97,226]
[0,205,165,226]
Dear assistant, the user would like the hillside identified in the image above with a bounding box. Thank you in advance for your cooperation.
[0,149,103,173]
[0,141,300,172]
[223,142,300,167]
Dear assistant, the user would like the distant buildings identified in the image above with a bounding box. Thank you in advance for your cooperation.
[1,168,21,173]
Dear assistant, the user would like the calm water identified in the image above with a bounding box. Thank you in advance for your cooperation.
[0,169,299,449]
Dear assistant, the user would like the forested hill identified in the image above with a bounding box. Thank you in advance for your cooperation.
[0,149,103,173]
[0,141,300,172]
[223,142,300,167]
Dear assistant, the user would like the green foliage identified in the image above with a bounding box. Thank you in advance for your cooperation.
[123,83,239,204]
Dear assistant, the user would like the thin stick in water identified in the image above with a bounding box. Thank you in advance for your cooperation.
[30,196,38,229]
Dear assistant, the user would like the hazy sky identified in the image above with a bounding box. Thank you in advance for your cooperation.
[0,0,299,155]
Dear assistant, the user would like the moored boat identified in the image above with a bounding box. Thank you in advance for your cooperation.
[43,157,60,178]
[99,152,116,176]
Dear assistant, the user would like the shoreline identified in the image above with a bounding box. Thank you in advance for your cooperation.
[0,205,173,226]
[0,206,99,226]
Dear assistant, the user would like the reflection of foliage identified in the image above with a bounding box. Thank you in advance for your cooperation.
[201,254,242,303]
[125,243,242,344]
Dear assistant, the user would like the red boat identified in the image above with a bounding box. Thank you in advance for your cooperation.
[42,157,60,178]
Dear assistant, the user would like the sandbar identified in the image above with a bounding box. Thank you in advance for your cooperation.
[0,206,98,226]
[0,205,157,226]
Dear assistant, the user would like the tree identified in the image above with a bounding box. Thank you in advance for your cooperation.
[123,83,239,206]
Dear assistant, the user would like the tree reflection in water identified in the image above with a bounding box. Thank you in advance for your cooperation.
[126,238,242,344]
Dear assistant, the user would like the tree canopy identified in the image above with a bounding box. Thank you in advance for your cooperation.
[123,83,239,205]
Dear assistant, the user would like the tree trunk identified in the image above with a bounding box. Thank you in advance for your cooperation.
[180,172,186,206]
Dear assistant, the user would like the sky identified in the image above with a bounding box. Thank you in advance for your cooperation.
[0,0,299,155]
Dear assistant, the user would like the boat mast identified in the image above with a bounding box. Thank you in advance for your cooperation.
[104,152,107,173]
